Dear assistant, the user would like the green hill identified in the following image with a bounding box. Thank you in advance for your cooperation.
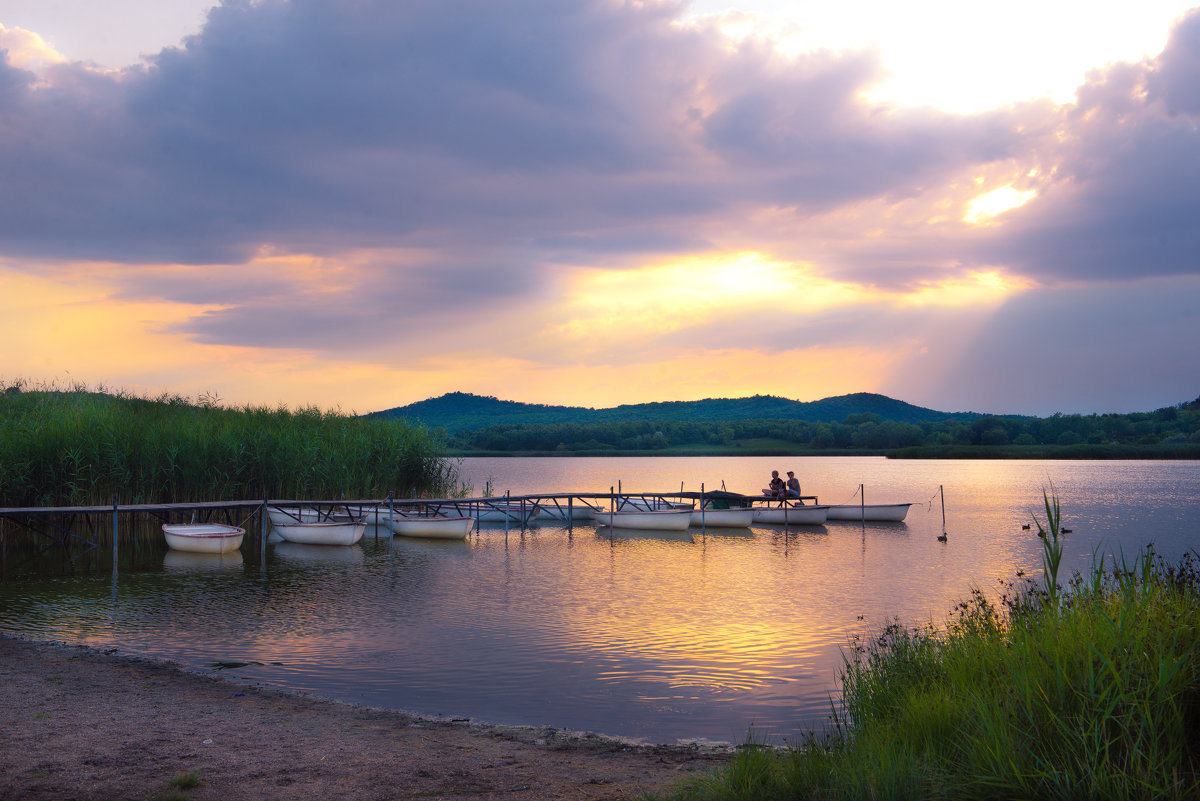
[368,392,983,433]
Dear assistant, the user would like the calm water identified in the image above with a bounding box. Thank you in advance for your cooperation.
[1,457,1197,745]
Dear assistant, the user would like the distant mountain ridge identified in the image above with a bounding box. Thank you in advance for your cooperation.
[368,392,986,433]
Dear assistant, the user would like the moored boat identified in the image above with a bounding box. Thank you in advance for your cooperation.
[825,503,913,522]
[266,506,322,527]
[463,504,535,524]
[751,504,830,525]
[272,518,366,546]
[389,515,475,540]
[162,523,245,554]
[593,508,693,531]
[617,497,693,512]
[530,501,600,522]
[690,507,754,528]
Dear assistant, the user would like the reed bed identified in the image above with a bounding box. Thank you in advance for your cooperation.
[662,496,1200,801]
[0,381,458,506]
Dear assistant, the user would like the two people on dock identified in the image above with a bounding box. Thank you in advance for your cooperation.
[764,470,803,502]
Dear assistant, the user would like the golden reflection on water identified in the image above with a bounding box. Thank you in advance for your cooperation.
[2,458,1197,743]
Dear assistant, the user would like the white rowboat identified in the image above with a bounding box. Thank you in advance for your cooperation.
[266,506,322,527]
[531,502,600,522]
[162,523,245,554]
[390,515,475,540]
[594,508,693,531]
[752,505,830,525]
[825,503,913,522]
[690,508,754,528]
[272,519,366,546]
[617,497,693,512]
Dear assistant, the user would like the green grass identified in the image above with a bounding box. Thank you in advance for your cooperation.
[656,502,1200,801]
[0,380,459,506]
[166,771,202,790]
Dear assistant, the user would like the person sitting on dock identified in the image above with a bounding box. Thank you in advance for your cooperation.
[785,471,803,502]
[764,470,786,499]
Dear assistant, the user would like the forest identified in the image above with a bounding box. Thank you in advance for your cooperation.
[445,399,1200,457]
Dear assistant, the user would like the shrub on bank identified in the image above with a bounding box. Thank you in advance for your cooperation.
[0,382,457,506]
[661,500,1200,801]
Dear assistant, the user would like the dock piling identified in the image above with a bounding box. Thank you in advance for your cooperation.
[111,495,118,574]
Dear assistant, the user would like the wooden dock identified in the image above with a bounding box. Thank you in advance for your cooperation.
[0,488,818,562]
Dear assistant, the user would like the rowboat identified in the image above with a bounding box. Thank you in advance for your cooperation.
[530,502,600,522]
[751,504,830,525]
[389,515,475,540]
[266,506,322,527]
[593,508,693,531]
[825,503,913,522]
[617,497,692,512]
[690,508,754,528]
[162,523,245,554]
[469,505,535,524]
[345,506,404,528]
[271,518,366,546]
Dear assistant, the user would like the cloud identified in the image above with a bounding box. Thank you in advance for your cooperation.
[884,277,1200,415]
[0,0,1018,270]
[969,9,1200,284]
[2,0,1200,413]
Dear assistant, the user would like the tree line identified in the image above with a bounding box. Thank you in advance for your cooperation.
[447,400,1200,455]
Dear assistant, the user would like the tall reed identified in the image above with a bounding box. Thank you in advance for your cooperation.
[661,500,1200,801]
[0,381,458,506]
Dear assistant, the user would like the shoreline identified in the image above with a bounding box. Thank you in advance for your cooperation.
[0,634,727,800]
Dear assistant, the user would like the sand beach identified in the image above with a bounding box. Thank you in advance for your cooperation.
[0,636,724,800]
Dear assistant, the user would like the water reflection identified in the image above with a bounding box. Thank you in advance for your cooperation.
[595,526,696,543]
[1,458,1198,744]
[162,550,244,571]
[273,542,364,565]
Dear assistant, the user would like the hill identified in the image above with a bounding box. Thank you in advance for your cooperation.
[368,392,985,433]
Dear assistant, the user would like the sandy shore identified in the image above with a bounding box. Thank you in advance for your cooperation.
[0,636,727,800]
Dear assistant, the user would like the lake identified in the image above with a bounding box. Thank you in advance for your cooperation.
[1,456,1198,745]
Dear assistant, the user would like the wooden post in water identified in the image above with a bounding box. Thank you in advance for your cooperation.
[860,484,865,525]
[504,490,510,541]
[111,494,119,574]
[388,492,395,538]
[609,486,615,539]
[261,495,269,560]
[700,482,706,533]
[567,497,573,532]
[940,485,946,535]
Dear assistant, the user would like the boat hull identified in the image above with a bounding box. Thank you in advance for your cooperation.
[825,503,913,522]
[690,508,755,528]
[272,520,366,546]
[594,508,693,531]
[390,516,475,540]
[752,505,830,525]
[162,524,245,554]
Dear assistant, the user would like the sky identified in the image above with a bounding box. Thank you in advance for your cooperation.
[1,0,1198,417]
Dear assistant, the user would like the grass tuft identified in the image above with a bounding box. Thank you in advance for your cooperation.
[167,771,202,789]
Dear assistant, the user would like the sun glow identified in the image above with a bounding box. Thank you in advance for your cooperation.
[964,186,1038,224]
[900,270,1033,309]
